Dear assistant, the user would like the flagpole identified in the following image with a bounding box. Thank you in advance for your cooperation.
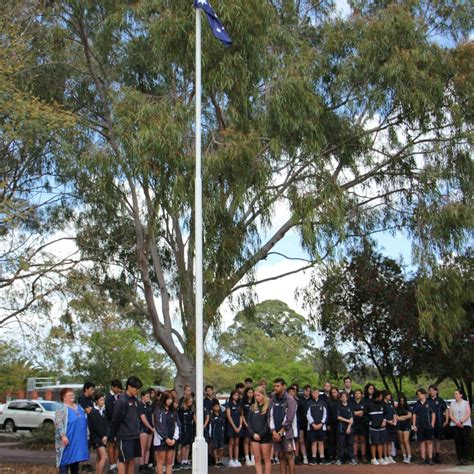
[192,5,208,474]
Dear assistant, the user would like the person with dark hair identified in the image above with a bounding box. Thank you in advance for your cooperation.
[242,387,256,466]
[55,388,89,474]
[382,390,397,464]
[343,377,355,401]
[269,378,298,474]
[178,396,194,469]
[137,390,154,473]
[226,389,243,467]
[449,389,471,466]
[363,383,375,403]
[110,376,143,474]
[209,400,225,468]
[351,389,367,464]
[245,378,254,389]
[364,389,387,465]
[235,383,245,399]
[307,387,329,465]
[326,386,340,463]
[396,394,412,464]
[297,384,311,465]
[248,386,272,474]
[412,388,435,465]
[154,390,180,474]
[336,392,357,466]
[105,379,123,473]
[203,385,218,463]
[88,394,109,474]
[428,384,449,463]
[79,382,96,416]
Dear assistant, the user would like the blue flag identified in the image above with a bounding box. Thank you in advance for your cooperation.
[194,0,232,47]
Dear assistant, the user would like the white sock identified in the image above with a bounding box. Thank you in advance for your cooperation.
[303,455,308,462]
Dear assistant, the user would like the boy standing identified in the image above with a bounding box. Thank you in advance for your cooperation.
[428,384,448,463]
[336,392,357,465]
[412,388,435,465]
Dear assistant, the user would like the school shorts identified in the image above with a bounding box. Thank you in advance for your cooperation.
[433,425,444,440]
[251,434,272,444]
[386,429,397,443]
[118,438,141,462]
[369,428,387,446]
[417,427,434,442]
[397,421,411,432]
[353,423,367,437]
[273,437,296,454]
[211,437,224,450]
[155,444,175,452]
[179,431,194,446]
[91,439,106,450]
[308,429,326,442]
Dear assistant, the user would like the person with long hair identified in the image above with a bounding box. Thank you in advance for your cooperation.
[363,383,375,403]
[137,390,154,473]
[178,396,195,469]
[88,394,109,474]
[226,389,243,467]
[449,389,472,466]
[382,390,397,464]
[242,387,256,466]
[326,386,340,463]
[396,394,412,464]
[248,386,272,474]
[351,389,367,463]
[153,390,180,474]
[55,388,89,474]
[209,400,225,467]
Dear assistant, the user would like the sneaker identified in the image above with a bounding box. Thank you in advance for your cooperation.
[271,459,276,465]
[234,460,242,467]
[303,456,309,465]
[335,460,342,465]
[275,458,280,465]
[216,462,224,468]
[417,459,427,465]
[323,459,332,465]
[371,459,380,465]
[380,458,388,465]
[388,456,396,464]
[428,459,435,465]
[350,459,358,465]
[309,457,317,466]
[228,460,236,467]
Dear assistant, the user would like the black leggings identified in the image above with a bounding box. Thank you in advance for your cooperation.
[453,426,471,461]
[59,462,79,474]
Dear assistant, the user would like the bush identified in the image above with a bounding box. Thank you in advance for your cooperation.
[20,422,55,449]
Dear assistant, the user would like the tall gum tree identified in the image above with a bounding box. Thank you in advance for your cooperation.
[37,0,472,391]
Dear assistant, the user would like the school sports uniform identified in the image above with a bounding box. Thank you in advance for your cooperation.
[154,408,180,451]
[350,399,367,437]
[226,400,242,438]
[87,405,109,450]
[412,400,434,442]
[396,405,412,432]
[209,411,225,449]
[137,400,153,434]
[427,396,447,440]
[269,391,298,453]
[364,399,387,445]
[336,402,355,462]
[178,406,194,447]
[248,404,272,444]
[384,401,397,443]
[306,399,327,442]
[110,392,141,462]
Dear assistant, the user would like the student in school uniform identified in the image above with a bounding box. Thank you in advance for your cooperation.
[363,383,375,404]
[137,390,154,473]
[269,378,298,474]
[248,386,272,474]
[297,385,311,465]
[428,384,449,463]
[209,400,225,468]
[350,389,368,463]
[153,391,180,474]
[364,389,388,466]
[320,382,332,403]
[245,378,254,389]
[203,385,217,464]
[226,389,243,467]
[178,396,194,469]
[242,387,256,466]
[412,388,435,465]
[343,377,355,402]
[382,390,397,464]
[307,387,329,466]
[326,387,340,463]
[87,394,109,474]
[105,380,123,474]
[336,392,357,466]
[396,394,412,464]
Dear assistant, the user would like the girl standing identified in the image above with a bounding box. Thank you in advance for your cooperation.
[138,390,154,473]
[88,394,108,474]
[242,387,255,466]
[178,396,195,468]
[226,389,243,467]
[396,394,412,464]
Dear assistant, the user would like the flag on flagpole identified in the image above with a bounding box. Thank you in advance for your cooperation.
[194,0,232,46]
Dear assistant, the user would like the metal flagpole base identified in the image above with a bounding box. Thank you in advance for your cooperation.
[192,436,208,474]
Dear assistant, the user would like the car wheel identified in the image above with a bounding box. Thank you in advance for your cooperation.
[43,420,53,426]
[4,419,16,432]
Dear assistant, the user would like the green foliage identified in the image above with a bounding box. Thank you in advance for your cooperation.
[20,422,55,449]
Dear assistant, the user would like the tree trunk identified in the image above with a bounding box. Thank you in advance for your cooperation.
[174,355,195,396]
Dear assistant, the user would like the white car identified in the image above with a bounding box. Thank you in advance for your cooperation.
[0,399,60,431]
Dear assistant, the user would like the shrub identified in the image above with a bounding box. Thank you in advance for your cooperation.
[20,422,55,449]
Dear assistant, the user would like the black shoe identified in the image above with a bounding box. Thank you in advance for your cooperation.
[308,457,317,466]
[428,459,435,465]
[295,457,302,465]
[417,459,426,465]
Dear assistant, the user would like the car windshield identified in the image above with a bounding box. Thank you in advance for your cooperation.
[39,402,60,411]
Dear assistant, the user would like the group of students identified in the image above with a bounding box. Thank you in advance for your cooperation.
[55,375,472,474]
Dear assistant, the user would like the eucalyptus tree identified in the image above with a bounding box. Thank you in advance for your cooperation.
[36,0,472,390]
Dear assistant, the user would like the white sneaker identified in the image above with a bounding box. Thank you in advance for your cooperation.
[234,460,242,467]
[380,458,388,465]
[228,460,236,467]
[303,456,308,465]
[371,459,380,465]
[406,456,412,464]
[388,456,396,464]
